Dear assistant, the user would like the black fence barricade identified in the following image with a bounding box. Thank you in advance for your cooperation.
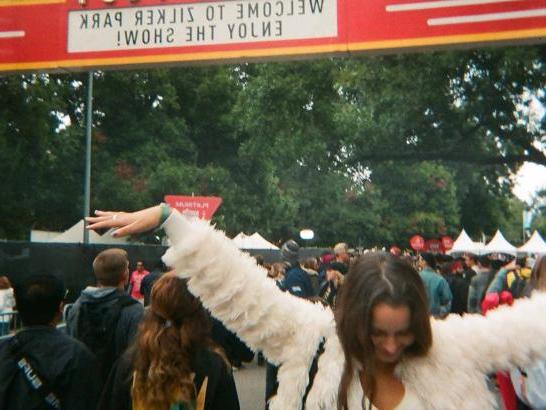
[0,241,329,303]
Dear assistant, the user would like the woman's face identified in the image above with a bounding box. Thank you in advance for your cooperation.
[370,303,415,364]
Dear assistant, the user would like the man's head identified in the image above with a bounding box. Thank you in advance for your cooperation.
[477,255,491,270]
[14,274,65,327]
[334,242,350,264]
[452,259,464,274]
[136,261,145,272]
[281,240,300,265]
[93,248,129,288]
[0,276,11,290]
[464,253,478,269]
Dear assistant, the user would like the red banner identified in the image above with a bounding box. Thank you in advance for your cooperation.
[2,0,546,73]
[425,239,442,253]
[164,195,222,220]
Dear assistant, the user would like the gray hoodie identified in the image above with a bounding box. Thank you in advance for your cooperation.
[65,287,144,361]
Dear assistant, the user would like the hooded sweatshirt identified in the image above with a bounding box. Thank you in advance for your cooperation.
[65,287,144,364]
[0,326,101,410]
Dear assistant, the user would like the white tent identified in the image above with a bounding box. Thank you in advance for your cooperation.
[447,229,485,255]
[483,230,517,255]
[232,232,279,250]
[36,220,130,244]
[31,229,61,242]
[518,230,546,254]
[248,233,279,250]
[232,232,252,249]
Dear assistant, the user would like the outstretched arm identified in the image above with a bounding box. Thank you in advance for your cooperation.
[435,292,546,374]
[88,205,331,359]
[486,260,516,295]
[88,206,336,409]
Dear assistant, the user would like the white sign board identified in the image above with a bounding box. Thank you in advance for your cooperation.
[68,0,337,52]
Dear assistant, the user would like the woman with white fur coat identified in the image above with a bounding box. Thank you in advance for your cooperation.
[87,205,546,410]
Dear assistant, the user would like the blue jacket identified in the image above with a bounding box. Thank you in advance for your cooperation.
[486,268,509,295]
[281,263,314,298]
[419,268,452,317]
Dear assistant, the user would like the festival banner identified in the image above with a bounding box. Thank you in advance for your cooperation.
[2,0,546,72]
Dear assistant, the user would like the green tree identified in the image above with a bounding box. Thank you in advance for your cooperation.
[1,46,545,246]
[0,74,87,238]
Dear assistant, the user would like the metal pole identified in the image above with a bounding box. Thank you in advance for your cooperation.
[83,71,93,244]
[522,209,525,242]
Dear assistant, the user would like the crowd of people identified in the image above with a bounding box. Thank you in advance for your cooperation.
[0,248,242,410]
[264,242,534,323]
[1,202,546,410]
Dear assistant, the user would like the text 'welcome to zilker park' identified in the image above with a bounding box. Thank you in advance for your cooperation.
[69,0,335,52]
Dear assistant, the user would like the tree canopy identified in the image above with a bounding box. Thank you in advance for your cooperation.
[1,45,545,247]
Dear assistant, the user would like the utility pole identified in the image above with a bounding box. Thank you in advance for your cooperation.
[83,71,93,244]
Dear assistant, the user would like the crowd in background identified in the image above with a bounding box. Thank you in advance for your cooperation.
[0,233,545,410]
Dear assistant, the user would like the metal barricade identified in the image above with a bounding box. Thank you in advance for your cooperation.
[0,311,21,336]
[0,312,66,341]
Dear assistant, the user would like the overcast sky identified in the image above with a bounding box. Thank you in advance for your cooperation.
[512,96,546,205]
[513,162,546,204]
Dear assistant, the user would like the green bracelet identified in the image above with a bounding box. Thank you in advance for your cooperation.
[159,203,172,226]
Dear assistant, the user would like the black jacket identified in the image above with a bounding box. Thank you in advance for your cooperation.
[445,273,471,314]
[0,326,101,410]
[140,271,162,306]
[211,317,254,366]
[99,347,240,410]
[65,287,144,366]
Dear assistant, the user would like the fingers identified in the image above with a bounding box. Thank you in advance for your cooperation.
[111,225,132,237]
[86,206,162,237]
[85,218,114,231]
[94,210,119,216]
[86,215,111,224]
[86,210,125,231]
[112,220,148,237]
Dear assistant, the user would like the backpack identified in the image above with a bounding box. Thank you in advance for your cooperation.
[76,294,137,380]
[507,270,529,299]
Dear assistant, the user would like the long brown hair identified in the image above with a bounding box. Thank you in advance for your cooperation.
[132,274,213,408]
[335,252,432,409]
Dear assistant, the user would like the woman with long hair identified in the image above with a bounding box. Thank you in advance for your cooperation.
[99,274,239,410]
[335,254,431,409]
[89,205,546,409]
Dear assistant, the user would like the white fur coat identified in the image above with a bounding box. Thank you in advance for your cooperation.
[162,211,546,410]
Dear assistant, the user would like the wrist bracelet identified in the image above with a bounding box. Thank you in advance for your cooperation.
[159,203,172,226]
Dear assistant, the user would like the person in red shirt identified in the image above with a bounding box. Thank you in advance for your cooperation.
[129,261,149,302]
